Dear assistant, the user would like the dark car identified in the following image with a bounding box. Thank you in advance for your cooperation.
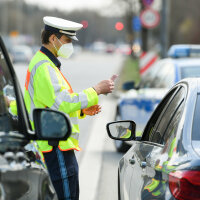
[0,36,72,200]
[107,78,200,200]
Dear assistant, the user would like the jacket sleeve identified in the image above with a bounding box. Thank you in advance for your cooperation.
[34,64,99,114]
[78,110,86,119]
[9,100,17,116]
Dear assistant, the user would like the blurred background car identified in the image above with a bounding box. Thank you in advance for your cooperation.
[90,41,107,53]
[106,43,116,53]
[115,44,200,152]
[107,78,200,200]
[11,45,33,63]
[116,43,132,56]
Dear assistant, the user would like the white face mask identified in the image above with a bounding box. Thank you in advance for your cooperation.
[53,38,74,59]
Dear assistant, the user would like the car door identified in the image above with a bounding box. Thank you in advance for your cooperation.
[128,85,186,200]
[0,36,57,200]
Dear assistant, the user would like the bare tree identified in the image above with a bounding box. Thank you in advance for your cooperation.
[169,0,200,45]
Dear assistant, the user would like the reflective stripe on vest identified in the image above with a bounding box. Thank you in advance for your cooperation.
[60,71,73,94]
[25,60,49,91]
[26,60,49,121]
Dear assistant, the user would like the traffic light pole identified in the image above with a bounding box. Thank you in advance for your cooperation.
[141,27,148,52]
[140,0,148,52]
[160,0,170,58]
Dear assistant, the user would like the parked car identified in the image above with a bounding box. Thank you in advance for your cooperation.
[0,36,72,199]
[90,41,107,53]
[107,78,200,200]
[116,44,132,56]
[115,45,200,152]
[106,44,116,53]
[11,45,33,63]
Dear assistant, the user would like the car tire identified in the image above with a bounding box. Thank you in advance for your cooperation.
[114,111,131,153]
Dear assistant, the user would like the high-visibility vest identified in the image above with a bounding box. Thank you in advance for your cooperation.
[24,50,98,153]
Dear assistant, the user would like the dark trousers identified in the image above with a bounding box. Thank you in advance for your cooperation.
[43,148,79,200]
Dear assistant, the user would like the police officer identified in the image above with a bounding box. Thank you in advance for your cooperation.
[24,16,117,200]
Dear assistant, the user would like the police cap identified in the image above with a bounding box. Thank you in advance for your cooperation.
[43,16,83,41]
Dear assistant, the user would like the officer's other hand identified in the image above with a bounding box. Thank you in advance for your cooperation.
[82,105,101,116]
[93,74,118,95]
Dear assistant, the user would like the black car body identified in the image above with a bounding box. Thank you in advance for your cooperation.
[0,36,71,199]
[107,78,200,200]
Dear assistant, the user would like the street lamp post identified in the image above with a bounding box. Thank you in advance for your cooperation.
[160,0,170,58]
[16,0,23,33]
[1,0,8,35]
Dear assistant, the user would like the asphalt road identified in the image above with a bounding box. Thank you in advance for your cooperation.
[14,51,124,200]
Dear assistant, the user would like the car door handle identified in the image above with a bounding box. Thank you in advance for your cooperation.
[140,161,147,169]
[129,158,135,165]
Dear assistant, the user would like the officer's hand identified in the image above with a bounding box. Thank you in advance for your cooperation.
[82,105,101,116]
[93,75,118,95]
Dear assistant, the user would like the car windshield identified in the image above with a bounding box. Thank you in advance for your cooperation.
[139,61,175,89]
[192,94,200,155]
[192,94,200,141]
[180,66,200,79]
[0,46,19,133]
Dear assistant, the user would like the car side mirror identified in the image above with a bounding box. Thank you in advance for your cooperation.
[33,108,71,140]
[106,120,136,141]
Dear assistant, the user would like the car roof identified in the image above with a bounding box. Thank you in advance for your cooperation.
[177,77,200,93]
[168,44,200,58]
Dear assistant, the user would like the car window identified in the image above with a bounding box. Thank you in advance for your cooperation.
[192,94,200,141]
[142,87,178,141]
[0,47,19,132]
[139,62,175,89]
[180,66,200,79]
[161,64,175,88]
[142,86,186,144]
[161,99,184,147]
[150,62,175,88]
[149,87,185,144]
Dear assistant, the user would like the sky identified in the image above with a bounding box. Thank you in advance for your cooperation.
[24,0,161,16]
[24,0,113,12]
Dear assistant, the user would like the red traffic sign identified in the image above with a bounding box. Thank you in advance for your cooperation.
[140,8,160,29]
[142,0,154,7]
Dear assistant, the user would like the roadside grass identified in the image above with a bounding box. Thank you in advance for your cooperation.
[116,56,141,91]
